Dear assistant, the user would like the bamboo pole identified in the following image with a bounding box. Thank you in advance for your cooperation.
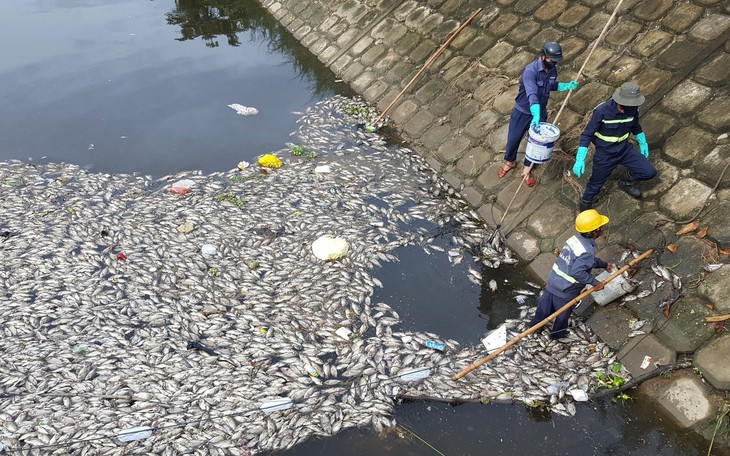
[551,0,625,124]
[451,248,654,381]
[368,8,482,128]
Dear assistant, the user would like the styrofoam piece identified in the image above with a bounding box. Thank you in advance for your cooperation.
[481,324,507,352]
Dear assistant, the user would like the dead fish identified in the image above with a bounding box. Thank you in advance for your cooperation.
[513,289,535,296]
[629,319,647,331]
[628,330,647,338]
[489,279,497,292]
[636,290,652,299]
[704,264,723,273]
[525,281,541,289]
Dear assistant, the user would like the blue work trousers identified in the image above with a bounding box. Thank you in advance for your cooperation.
[529,290,576,340]
[582,143,656,203]
[504,107,546,166]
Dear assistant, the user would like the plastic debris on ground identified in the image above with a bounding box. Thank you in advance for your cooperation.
[258,154,283,169]
[640,356,653,369]
[118,426,153,443]
[311,235,349,261]
[228,103,259,116]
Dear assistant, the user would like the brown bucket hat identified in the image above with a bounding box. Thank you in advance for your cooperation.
[612,82,645,106]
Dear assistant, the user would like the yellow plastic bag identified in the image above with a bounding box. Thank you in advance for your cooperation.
[258,154,283,169]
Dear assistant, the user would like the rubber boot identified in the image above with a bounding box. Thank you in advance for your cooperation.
[619,174,642,198]
[579,199,593,212]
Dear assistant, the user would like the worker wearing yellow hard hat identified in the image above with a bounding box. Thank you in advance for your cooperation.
[529,210,616,340]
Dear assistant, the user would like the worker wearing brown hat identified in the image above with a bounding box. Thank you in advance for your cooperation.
[572,82,657,211]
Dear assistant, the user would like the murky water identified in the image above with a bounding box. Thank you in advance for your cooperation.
[0,1,710,454]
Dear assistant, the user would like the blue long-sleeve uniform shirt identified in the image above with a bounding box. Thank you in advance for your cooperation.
[579,99,643,154]
[546,235,608,299]
[514,58,558,115]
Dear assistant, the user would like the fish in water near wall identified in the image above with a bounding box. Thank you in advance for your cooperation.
[0,96,618,453]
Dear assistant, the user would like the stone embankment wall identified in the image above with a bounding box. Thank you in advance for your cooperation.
[258,0,729,445]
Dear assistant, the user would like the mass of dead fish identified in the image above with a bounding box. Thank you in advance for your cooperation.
[0,96,620,455]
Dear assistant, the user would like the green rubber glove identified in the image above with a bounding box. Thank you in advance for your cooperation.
[636,132,649,158]
[529,104,541,128]
[557,80,579,92]
[573,146,588,177]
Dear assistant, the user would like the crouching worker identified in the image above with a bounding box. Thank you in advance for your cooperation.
[529,210,616,340]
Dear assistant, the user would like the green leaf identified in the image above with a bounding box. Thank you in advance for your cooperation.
[612,363,622,373]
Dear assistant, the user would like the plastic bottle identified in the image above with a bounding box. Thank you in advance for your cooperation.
[425,340,445,351]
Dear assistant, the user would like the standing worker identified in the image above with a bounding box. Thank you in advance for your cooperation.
[572,82,657,211]
[499,42,579,187]
[529,210,616,340]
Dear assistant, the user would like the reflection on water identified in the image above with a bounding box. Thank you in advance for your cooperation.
[0,0,348,176]
[167,0,251,47]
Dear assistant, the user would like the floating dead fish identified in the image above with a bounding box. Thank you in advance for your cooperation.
[489,279,497,292]
[704,264,723,273]
[513,289,535,296]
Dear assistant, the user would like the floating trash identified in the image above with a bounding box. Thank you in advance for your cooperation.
[398,367,432,383]
[258,154,283,169]
[118,426,153,443]
[260,397,293,413]
[314,165,331,173]
[481,324,507,352]
[311,235,349,261]
[569,389,589,401]
[201,244,217,256]
[237,161,251,170]
[228,103,259,116]
[170,179,194,195]
[335,327,352,340]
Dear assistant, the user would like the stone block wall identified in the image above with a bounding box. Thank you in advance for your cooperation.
[260,0,730,444]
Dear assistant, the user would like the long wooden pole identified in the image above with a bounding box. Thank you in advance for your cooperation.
[451,248,654,381]
[369,8,482,127]
[551,0,625,124]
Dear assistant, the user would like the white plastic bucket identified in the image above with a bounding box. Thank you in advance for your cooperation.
[525,122,560,164]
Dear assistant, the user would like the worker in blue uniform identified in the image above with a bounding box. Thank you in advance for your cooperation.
[529,210,616,340]
[572,82,656,211]
[499,42,579,187]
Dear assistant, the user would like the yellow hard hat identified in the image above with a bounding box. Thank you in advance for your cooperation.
[575,209,609,233]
